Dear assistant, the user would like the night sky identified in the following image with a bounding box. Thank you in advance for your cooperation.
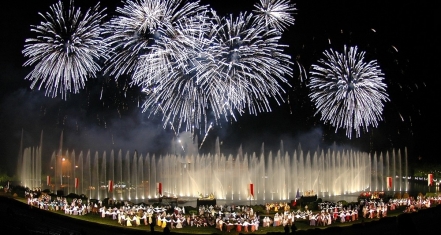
[0,0,439,177]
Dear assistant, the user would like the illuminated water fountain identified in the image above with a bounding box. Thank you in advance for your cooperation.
[18,146,42,189]
[19,137,409,202]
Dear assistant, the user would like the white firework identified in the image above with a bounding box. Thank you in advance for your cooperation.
[103,0,214,132]
[307,45,390,138]
[22,0,107,99]
[103,0,208,82]
[140,7,295,132]
[202,11,293,116]
[139,10,228,132]
[141,68,213,132]
[22,0,296,133]
[253,0,296,32]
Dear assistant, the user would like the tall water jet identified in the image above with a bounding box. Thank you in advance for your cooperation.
[20,146,41,189]
[77,151,84,194]
[19,130,42,189]
[405,148,408,191]
[109,150,115,199]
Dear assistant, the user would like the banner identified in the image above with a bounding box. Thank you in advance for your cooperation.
[75,178,79,188]
[386,177,392,188]
[291,198,297,207]
[47,176,51,186]
[428,174,433,186]
[250,183,254,197]
[157,182,162,195]
[108,180,113,192]
[296,188,300,199]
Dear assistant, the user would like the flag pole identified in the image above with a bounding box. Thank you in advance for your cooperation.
[249,183,254,207]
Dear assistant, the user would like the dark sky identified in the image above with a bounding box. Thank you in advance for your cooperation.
[0,0,439,176]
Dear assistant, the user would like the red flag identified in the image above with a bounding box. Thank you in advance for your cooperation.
[157,182,162,195]
[250,183,254,197]
[47,176,51,186]
[428,174,433,186]
[108,180,113,192]
[75,178,79,188]
[386,177,392,188]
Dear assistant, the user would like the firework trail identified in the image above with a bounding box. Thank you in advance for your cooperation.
[307,45,389,139]
[141,67,212,132]
[199,122,212,149]
[22,0,107,99]
[168,122,185,152]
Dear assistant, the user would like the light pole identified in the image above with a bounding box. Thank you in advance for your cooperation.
[75,165,78,194]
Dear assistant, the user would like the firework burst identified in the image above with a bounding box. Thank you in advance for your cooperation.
[139,6,295,132]
[307,45,389,138]
[203,11,293,116]
[253,0,297,32]
[22,0,107,99]
[103,0,209,81]
[140,65,212,132]
[104,0,215,132]
[22,0,297,134]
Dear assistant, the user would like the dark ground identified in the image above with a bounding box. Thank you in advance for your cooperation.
[0,195,147,235]
[1,194,440,235]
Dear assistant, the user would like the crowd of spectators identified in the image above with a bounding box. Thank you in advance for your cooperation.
[20,188,441,234]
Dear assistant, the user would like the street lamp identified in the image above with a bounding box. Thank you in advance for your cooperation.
[75,165,78,194]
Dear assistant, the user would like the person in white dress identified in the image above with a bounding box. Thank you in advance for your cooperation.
[273,213,280,226]
[141,212,147,225]
[339,212,346,223]
[327,213,332,225]
[147,209,153,225]
[282,217,288,226]
[120,213,126,226]
[176,218,183,228]
[265,216,271,227]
